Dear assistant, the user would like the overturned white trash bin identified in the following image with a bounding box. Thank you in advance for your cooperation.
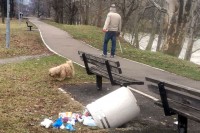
[86,87,140,128]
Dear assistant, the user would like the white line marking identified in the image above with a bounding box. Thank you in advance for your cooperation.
[58,88,67,94]
[127,86,159,101]
[38,29,85,67]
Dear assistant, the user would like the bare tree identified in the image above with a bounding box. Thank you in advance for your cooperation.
[116,0,139,30]
[184,0,200,60]
[96,0,104,27]
[146,7,158,51]
[0,0,6,23]
[51,0,64,23]
[161,0,192,57]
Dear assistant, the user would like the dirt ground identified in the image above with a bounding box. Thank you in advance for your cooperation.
[61,83,200,133]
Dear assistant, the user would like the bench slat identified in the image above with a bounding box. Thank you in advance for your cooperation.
[78,51,120,67]
[90,67,109,78]
[88,59,122,74]
[156,100,200,123]
[146,77,200,97]
[147,84,200,111]
[91,67,144,85]
[112,73,144,85]
[79,51,122,74]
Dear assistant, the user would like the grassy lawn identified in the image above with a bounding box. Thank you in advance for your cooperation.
[0,55,99,133]
[0,19,51,58]
[43,20,200,81]
[0,19,108,133]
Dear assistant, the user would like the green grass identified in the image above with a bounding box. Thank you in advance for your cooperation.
[43,20,200,80]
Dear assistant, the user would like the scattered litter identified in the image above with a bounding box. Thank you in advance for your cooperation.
[40,118,53,128]
[66,123,76,131]
[174,121,178,125]
[83,116,97,127]
[40,108,97,131]
[59,112,72,118]
[67,118,76,126]
[60,124,65,129]
[52,117,63,128]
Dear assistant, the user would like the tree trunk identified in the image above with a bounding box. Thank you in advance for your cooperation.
[134,27,140,49]
[156,14,164,51]
[84,0,89,25]
[161,0,192,57]
[96,0,103,27]
[120,0,139,31]
[1,0,6,23]
[184,0,197,60]
[146,9,157,51]
[156,0,166,51]
[10,0,14,18]
[131,12,140,48]
[37,0,40,18]
[58,0,63,24]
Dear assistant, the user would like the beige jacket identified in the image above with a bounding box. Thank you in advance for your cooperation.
[103,11,122,32]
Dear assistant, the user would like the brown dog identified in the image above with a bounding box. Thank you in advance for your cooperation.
[49,60,75,81]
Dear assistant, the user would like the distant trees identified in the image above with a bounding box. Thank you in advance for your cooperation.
[161,0,192,56]
[140,0,200,60]
[27,0,200,62]
[184,1,200,60]
[0,0,16,23]
[0,0,6,23]
[1,0,198,62]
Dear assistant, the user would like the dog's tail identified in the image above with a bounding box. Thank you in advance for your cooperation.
[67,60,75,77]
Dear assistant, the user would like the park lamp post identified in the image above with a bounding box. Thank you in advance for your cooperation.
[6,0,10,48]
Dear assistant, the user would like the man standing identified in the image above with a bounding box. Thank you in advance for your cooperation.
[102,4,122,58]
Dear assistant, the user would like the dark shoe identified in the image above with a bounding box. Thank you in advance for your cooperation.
[110,55,114,58]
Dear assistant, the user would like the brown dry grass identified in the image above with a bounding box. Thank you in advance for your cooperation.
[0,19,51,58]
[0,19,110,133]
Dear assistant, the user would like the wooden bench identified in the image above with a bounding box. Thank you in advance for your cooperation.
[26,21,33,31]
[78,51,144,90]
[145,76,200,133]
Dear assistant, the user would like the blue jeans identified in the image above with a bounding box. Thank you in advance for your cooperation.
[103,31,117,56]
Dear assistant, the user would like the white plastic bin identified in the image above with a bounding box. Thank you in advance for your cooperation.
[86,87,140,128]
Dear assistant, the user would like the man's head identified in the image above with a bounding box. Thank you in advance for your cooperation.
[110,4,116,12]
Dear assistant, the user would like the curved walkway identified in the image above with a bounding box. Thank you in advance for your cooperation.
[0,54,50,65]
[29,18,200,98]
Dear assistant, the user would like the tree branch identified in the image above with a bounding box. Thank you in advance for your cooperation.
[192,48,200,54]
[148,0,167,13]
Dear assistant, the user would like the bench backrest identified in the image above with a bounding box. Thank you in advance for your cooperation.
[78,51,123,85]
[145,77,200,117]
[78,51,122,74]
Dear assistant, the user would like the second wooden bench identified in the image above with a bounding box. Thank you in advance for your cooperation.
[145,76,200,133]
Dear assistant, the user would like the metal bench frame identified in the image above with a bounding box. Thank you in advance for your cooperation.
[146,77,200,133]
[26,21,32,31]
